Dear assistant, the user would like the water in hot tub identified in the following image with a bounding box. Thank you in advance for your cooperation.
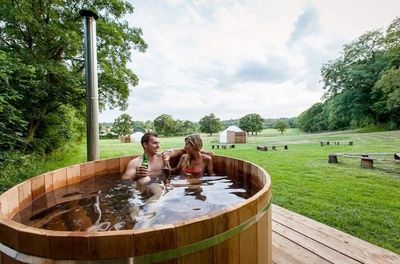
[13,174,254,231]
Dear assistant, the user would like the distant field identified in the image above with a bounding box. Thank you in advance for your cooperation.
[1,129,399,254]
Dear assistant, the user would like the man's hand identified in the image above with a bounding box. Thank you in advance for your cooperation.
[136,166,148,179]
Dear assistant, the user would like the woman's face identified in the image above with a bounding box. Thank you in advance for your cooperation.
[184,140,196,153]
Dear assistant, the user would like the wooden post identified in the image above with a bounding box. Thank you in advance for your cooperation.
[272,146,276,151]
[326,141,330,146]
[320,142,324,146]
[328,155,338,163]
[349,141,353,146]
[284,145,288,150]
[361,157,374,169]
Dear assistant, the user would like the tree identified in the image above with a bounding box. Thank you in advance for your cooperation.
[275,121,288,135]
[132,120,145,132]
[0,1,147,153]
[199,114,222,136]
[175,120,197,135]
[144,120,154,132]
[112,113,133,136]
[239,113,264,135]
[153,114,176,136]
[298,103,328,132]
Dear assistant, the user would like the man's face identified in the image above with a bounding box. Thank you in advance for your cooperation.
[143,136,160,155]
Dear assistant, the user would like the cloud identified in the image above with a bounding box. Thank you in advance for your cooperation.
[234,56,292,84]
[99,0,400,122]
[287,5,320,46]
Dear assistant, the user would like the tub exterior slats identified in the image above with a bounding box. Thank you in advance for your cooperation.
[134,225,177,264]
[89,232,133,259]
[18,227,50,258]
[48,233,74,259]
[175,216,213,264]
[239,199,258,264]
[257,190,272,264]
[72,234,90,260]
[210,208,240,264]
[0,219,20,250]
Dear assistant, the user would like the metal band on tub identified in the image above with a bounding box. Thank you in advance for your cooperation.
[134,198,272,264]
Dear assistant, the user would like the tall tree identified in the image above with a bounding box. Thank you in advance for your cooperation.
[275,120,288,135]
[0,0,147,153]
[111,113,133,136]
[239,113,264,135]
[153,114,176,136]
[199,113,222,136]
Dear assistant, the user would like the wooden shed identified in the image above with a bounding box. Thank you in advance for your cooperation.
[220,126,247,144]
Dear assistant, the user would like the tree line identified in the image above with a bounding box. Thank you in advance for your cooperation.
[299,18,400,132]
[108,113,297,137]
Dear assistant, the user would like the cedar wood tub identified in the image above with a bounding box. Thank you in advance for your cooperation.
[0,155,272,263]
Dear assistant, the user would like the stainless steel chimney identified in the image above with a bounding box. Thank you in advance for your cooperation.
[80,10,99,161]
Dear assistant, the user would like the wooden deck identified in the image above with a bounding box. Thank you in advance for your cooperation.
[271,205,400,264]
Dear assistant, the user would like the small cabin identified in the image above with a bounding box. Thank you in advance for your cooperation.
[219,125,247,144]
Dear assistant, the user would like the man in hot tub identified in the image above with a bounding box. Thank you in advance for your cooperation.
[121,132,186,223]
[121,132,185,196]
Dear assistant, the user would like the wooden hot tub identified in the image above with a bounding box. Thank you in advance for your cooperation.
[0,155,272,263]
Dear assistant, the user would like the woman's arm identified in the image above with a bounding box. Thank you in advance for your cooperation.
[172,154,188,173]
[203,154,215,176]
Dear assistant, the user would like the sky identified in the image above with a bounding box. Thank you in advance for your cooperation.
[99,0,400,123]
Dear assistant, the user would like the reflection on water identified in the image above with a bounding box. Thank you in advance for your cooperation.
[13,174,253,231]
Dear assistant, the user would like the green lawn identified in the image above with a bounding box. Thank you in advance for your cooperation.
[1,129,399,254]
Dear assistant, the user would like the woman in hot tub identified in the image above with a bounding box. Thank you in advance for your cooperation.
[174,134,215,177]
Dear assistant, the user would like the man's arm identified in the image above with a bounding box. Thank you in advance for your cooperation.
[121,158,140,180]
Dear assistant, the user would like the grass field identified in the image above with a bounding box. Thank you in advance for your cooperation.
[1,129,399,254]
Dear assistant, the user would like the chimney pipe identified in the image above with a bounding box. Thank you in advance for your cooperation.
[80,10,99,161]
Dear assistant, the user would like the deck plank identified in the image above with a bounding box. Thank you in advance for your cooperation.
[272,230,332,264]
[273,221,361,264]
[272,205,400,264]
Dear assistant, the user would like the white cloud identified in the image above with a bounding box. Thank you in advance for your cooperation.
[100,0,400,122]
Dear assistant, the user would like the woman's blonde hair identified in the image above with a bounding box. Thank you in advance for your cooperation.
[185,134,203,152]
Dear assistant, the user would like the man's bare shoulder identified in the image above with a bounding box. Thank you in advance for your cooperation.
[127,156,141,167]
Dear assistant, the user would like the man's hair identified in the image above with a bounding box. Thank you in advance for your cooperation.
[141,132,158,148]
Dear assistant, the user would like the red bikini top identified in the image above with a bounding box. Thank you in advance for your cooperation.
[182,167,203,174]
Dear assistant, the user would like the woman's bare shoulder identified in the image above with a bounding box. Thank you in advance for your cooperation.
[201,153,212,161]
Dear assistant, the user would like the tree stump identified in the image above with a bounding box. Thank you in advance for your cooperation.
[272,146,276,151]
[349,141,353,146]
[320,142,324,146]
[284,145,288,150]
[361,157,374,169]
[328,154,338,163]
[326,141,330,145]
